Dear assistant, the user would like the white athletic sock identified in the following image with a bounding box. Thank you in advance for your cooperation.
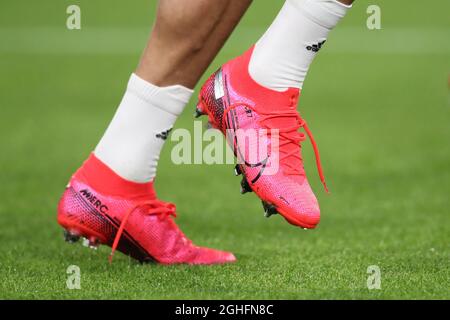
[249,0,351,91]
[94,73,193,183]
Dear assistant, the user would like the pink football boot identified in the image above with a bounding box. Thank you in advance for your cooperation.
[57,154,236,264]
[195,47,328,229]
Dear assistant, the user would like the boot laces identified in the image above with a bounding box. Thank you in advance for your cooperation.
[109,199,178,263]
[226,103,328,193]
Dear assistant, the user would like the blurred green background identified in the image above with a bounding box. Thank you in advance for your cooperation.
[0,0,449,299]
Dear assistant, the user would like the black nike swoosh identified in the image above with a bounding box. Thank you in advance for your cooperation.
[228,109,270,184]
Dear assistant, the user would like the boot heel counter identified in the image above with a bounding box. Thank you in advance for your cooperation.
[199,69,226,130]
[57,186,75,224]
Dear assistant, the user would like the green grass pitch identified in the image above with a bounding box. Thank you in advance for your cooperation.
[0,0,449,299]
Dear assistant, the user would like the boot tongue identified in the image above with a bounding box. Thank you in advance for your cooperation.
[266,115,299,130]
[262,88,301,128]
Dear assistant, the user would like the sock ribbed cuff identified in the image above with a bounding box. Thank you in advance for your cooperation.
[290,0,351,29]
[127,73,193,116]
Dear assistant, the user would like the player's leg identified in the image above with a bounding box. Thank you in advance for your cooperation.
[137,0,253,88]
[57,0,252,265]
[97,0,252,183]
[196,0,353,228]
